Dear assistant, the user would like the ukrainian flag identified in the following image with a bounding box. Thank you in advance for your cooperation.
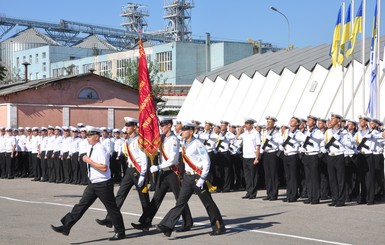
[331,6,342,67]
[338,3,351,65]
[346,0,362,58]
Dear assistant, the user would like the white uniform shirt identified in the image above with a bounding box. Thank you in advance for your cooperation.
[70,137,81,155]
[113,137,123,157]
[324,128,351,155]
[53,135,63,153]
[238,129,261,158]
[25,136,32,152]
[16,135,26,152]
[40,136,48,152]
[182,137,210,180]
[261,128,283,153]
[4,134,16,153]
[46,135,55,151]
[30,135,41,154]
[0,135,5,153]
[124,135,148,175]
[197,130,216,152]
[79,138,89,155]
[87,142,111,184]
[61,136,72,155]
[211,131,235,153]
[159,132,180,169]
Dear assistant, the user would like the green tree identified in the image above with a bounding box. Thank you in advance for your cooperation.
[0,64,7,81]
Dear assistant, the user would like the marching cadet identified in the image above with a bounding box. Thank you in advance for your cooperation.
[30,127,41,181]
[229,124,243,191]
[317,118,330,200]
[345,120,358,202]
[78,127,89,185]
[60,126,72,184]
[156,122,225,237]
[198,120,217,185]
[132,117,193,232]
[370,119,385,200]
[51,126,126,241]
[111,128,123,183]
[278,116,303,202]
[69,127,81,184]
[0,127,5,178]
[46,126,56,183]
[95,117,150,228]
[4,128,16,179]
[40,127,49,182]
[212,120,235,192]
[261,116,283,201]
[53,126,64,183]
[25,127,33,177]
[296,115,324,204]
[15,127,26,177]
[236,118,260,200]
[323,113,352,207]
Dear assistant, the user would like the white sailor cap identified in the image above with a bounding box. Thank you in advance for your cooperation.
[220,120,230,125]
[85,125,101,135]
[265,116,277,122]
[348,119,358,125]
[307,115,319,121]
[330,112,343,120]
[113,128,121,133]
[25,127,32,131]
[47,125,55,130]
[5,127,12,132]
[55,126,62,131]
[13,128,18,132]
[18,127,24,131]
[358,115,371,122]
[159,117,174,126]
[80,127,87,132]
[99,127,107,132]
[62,126,70,131]
[121,127,128,133]
[181,122,196,131]
[124,117,138,127]
[371,118,381,125]
[77,123,85,128]
[205,120,214,126]
[40,127,48,131]
[244,117,257,124]
[32,127,40,131]
[70,126,79,132]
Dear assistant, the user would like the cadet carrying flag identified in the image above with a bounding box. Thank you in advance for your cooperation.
[346,0,363,58]
[137,39,161,161]
[368,1,379,118]
[338,3,351,65]
[331,6,342,67]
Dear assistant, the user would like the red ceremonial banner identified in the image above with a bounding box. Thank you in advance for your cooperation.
[137,39,161,161]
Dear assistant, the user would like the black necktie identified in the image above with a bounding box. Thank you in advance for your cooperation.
[88,147,93,178]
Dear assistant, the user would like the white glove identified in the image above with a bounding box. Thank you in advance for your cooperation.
[137,175,145,187]
[278,145,284,151]
[196,178,205,189]
[266,135,272,140]
[298,147,305,153]
[150,165,160,173]
[333,134,340,141]
[321,148,327,154]
[288,132,294,138]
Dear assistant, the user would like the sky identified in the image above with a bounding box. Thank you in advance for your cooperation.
[1,0,384,49]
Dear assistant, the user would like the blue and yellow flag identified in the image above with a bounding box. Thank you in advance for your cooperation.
[330,6,342,67]
[338,3,351,65]
[346,0,362,58]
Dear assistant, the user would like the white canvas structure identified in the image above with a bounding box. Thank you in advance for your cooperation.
[178,39,385,126]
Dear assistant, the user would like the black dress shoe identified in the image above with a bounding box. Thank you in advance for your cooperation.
[131,222,151,231]
[109,232,125,241]
[328,202,336,207]
[241,195,250,199]
[335,203,345,207]
[311,200,320,205]
[303,199,311,204]
[210,227,226,236]
[367,202,374,205]
[95,218,113,228]
[156,224,172,237]
[51,225,70,236]
[262,196,270,200]
[357,200,367,205]
[269,197,278,201]
[175,225,192,232]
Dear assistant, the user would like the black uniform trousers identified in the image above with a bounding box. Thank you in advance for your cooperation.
[31,152,41,180]
[231,153,244,189]
[46,151,55,182]
[283,154,299,201]
[62,152,72,184]
[60,179,125,234]
[327,154,346,205]
[216,151,233,192]
[345,155,358,200]
[357,153,375,203]
[110,152,121,183]
[319,154,330,199]
[0,152,5,178]
[243,158,259,198]
[374,154,384,199]
[71,152,80,184]
[302,154,320,202]
[5,152,14,178]
[105,167,150,221]
[40,151,48,181]
[54,151,63,183]
[78,153,88,185]
[263,152,279,199]
[18,151,28,177]
[159,173,225,232]
[138,170,193,227]
[27,151,33,177]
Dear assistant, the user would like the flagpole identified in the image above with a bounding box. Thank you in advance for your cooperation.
[362,0,366,115]
[342,2,346,116]
[351,0,355,118]
[376,0,381,119]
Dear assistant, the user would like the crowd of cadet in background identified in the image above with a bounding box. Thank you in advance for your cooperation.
[1,112,385,208]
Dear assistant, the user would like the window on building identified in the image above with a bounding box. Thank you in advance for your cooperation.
[16,57,20,67]
[42,62,46,72]
[29,55,32,64]
[23,56,26,62]
[36,72,39,79]
[117,58,130,78]
[98,61,112,78]
[42,52,46,59]
[43,75,46,79]
[78,87,99,100]
[83,63,95,73]
[35,53,39,63]
[156,51,172,72]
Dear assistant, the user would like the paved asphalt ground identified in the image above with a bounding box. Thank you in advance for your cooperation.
[1,178,385,245]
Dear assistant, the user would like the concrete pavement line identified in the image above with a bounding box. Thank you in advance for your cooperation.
[1,196,352,245]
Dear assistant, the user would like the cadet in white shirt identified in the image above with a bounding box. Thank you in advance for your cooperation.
[237,118,261,200]
[46,126,56,183]
[53,126,63,183]
[61,126,72,184]
[111,129,123,183]
[0,127,5,178]
[4,128,16,179]
[78,128,89,185]
[39,127,49,182]
[70,127,81,184]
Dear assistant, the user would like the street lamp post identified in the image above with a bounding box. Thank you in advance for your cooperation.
[271,6,291,50]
